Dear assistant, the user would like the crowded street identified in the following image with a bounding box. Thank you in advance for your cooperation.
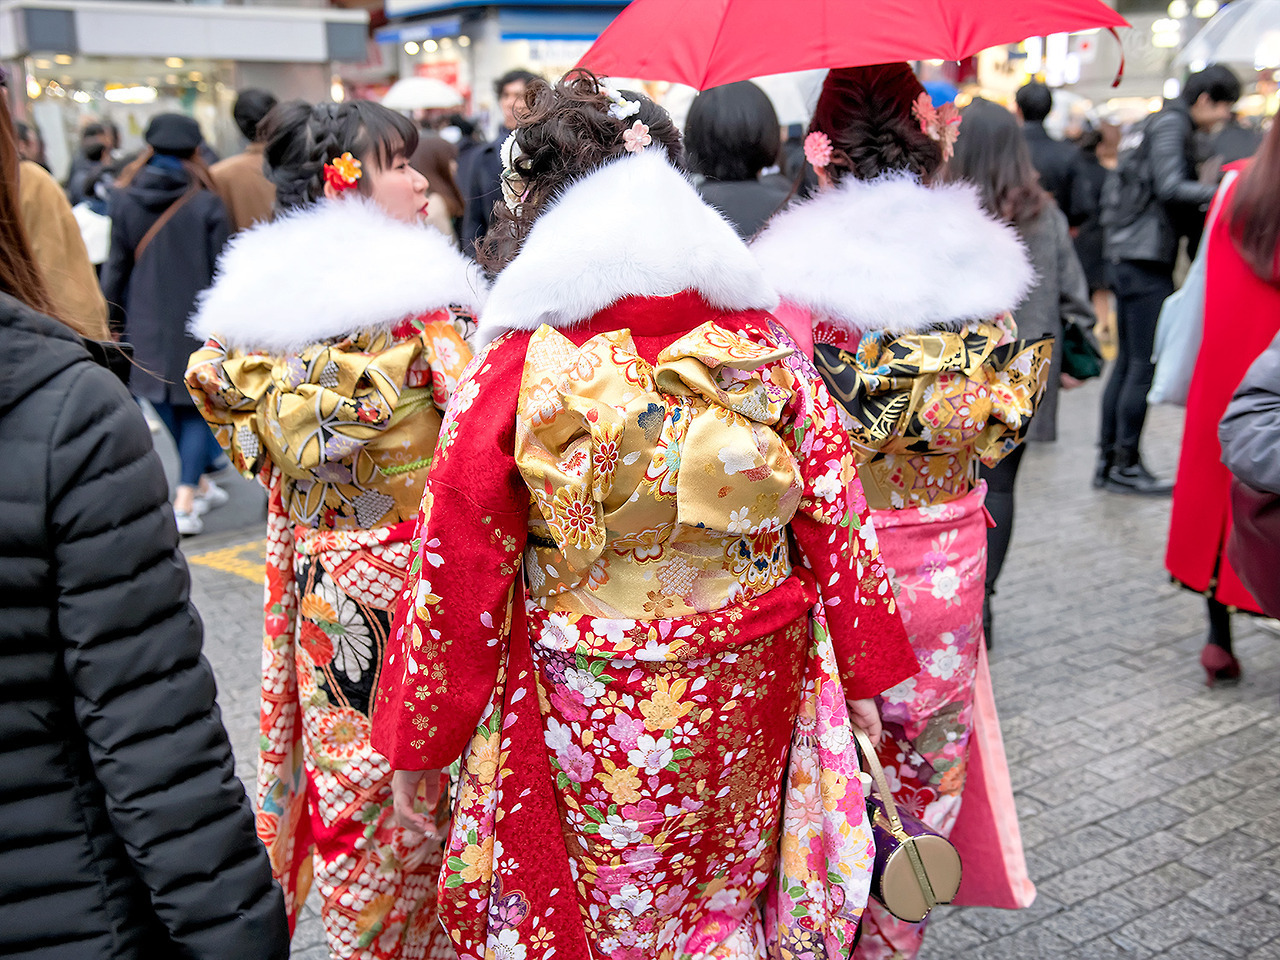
[179,380,1280,960]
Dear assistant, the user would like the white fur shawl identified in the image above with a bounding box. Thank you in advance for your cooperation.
[189,197,487,353]
[476,150,777,347]
[751,175,1035,335]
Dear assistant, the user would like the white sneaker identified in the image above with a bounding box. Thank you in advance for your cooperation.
[194,479,230,516]
[175,508,204,536]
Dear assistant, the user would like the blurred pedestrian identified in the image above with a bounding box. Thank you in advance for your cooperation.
[753,64,1046,960]
[100,113,232,535]
[210,87,278,231]
[186,98,482,960]
[458,67,537,256]
[685,80,791,238]
[14,119,46,168]
[1072,125,1114,343]
[410,130,464,243]
[18,153,110,340]
[65,121,113,206]
[0,89,289,960]
[1166,114,1280,686]
[1016,81,1089,227]
[375,69,916,959]
[1098,64,1241,493]
[946,97,1094,639]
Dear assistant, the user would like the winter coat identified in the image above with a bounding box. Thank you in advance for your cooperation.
[1015,204,1096,443]
[1167,164,1280,612]
[696,174,792,239]
[0,291,288,960]
[100,158,232,404]
[1071,152,1108,292]
[1023,122,1088,227]
[209,143,276,232]
[18,160,110,341]
[1105,99,1217,268]
[1221,330,1280,496]
[459,133,504,256]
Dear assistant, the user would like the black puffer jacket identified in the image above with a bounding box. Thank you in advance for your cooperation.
[0,292,288,960]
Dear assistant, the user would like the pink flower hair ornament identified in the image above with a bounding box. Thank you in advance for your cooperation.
[911,93,961,162]
[622,119,652,153]
[323,152,362,192]
[804,130,834,172]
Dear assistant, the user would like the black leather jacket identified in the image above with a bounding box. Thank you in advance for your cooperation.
[1105,99,1217,267]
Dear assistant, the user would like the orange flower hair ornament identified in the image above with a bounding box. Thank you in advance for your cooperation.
[911,93,961,162]
[323,152,362,192]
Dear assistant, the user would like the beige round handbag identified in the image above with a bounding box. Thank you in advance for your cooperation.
[854,727,963,923]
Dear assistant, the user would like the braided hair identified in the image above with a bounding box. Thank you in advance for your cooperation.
[477,69,681,274]
[810,64,943,184]
[262,99,418,212]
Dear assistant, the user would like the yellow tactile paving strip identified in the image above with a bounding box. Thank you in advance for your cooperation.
[187,539,266,583]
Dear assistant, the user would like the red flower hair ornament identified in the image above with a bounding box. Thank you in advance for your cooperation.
[323,152,363,193]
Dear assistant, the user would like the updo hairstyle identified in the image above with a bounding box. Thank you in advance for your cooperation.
[810,63,943,183]
[262,99,418,212]
[477,69,681,274]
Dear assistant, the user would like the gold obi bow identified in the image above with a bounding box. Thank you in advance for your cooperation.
[515,322,805,611]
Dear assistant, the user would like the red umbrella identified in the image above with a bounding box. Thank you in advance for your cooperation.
[578,0,1129,90]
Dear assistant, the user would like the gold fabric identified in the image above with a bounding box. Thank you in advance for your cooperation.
[186,315,473,530]
[814,319,1051,510]
[514,323,804,620]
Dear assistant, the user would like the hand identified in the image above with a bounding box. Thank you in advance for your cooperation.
[1199,155,1224,185]
[1060,372,1084,390]
[846,698,883,744]
[391,769,442,836]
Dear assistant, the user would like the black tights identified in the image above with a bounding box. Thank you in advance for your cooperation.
[1207,596,1233,654]
[981,444,1027,597]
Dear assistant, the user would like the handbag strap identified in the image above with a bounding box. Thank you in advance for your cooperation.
[853,726,940,911]
[134,185,200,262]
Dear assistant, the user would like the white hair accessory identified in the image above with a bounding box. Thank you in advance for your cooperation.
[601,83,641,121]
[499,131,527,213]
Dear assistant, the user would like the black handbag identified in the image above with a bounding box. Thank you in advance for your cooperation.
[1062,320,1103,381]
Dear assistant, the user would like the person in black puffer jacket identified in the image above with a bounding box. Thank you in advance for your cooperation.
[0,88,286,956]
[0,289,290,960]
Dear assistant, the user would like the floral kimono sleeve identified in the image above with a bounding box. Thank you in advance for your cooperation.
[772,323,918,700]
[371,333,530,771]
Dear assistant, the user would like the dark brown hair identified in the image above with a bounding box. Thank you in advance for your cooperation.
[946,97,1047,229]
[262,99,419,212]
[411,134,464,219]
[1228,117,1280,287]
[0,95,55,317]
[810,63,943,183]
[477,69,681,274]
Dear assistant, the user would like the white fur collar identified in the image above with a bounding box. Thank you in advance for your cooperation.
[477,151,777,347]
[751,175,1034,335]
[190,197,487,353]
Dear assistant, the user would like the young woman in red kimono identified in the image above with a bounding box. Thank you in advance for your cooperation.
[185,100,484,959]
[1166,117,1280,684]
[752,65,1049,960]
[371,72,918,960]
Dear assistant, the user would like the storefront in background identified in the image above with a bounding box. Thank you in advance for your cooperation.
[1,0,368,178]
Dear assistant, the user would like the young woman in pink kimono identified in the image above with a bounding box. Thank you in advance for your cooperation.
[371,72,920,960]
[753,64,1050,959]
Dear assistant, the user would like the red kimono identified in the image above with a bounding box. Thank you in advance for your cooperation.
[371,152,919,960]
[1167,162,1280,613]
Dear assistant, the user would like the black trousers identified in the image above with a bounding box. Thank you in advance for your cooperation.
[1099,260,1175,452]
[980,443,1027,596]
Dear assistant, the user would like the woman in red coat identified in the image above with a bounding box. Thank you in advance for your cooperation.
[1166,117,1280,685]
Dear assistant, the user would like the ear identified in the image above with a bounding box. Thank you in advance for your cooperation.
[817,168,833,191]
[323,180,340,201]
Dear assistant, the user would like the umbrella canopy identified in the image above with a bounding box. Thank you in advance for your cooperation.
[579,0,1128,90]
[381,76,464,111]
[1175,0,1280,69]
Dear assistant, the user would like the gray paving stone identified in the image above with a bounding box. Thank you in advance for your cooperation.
[1165,774,1247,815]
[1120,898,1222,952]
[1037,860,1128,906]
[1098,800,1189,841]
[1159,941,1233,960]
[1047,824,1130,871]
[1187,862,1280,914]
[1038,890,1145,944]
[1198,900,1280,954]
[1113,862,1208,911]
[1183,831,1276,876]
